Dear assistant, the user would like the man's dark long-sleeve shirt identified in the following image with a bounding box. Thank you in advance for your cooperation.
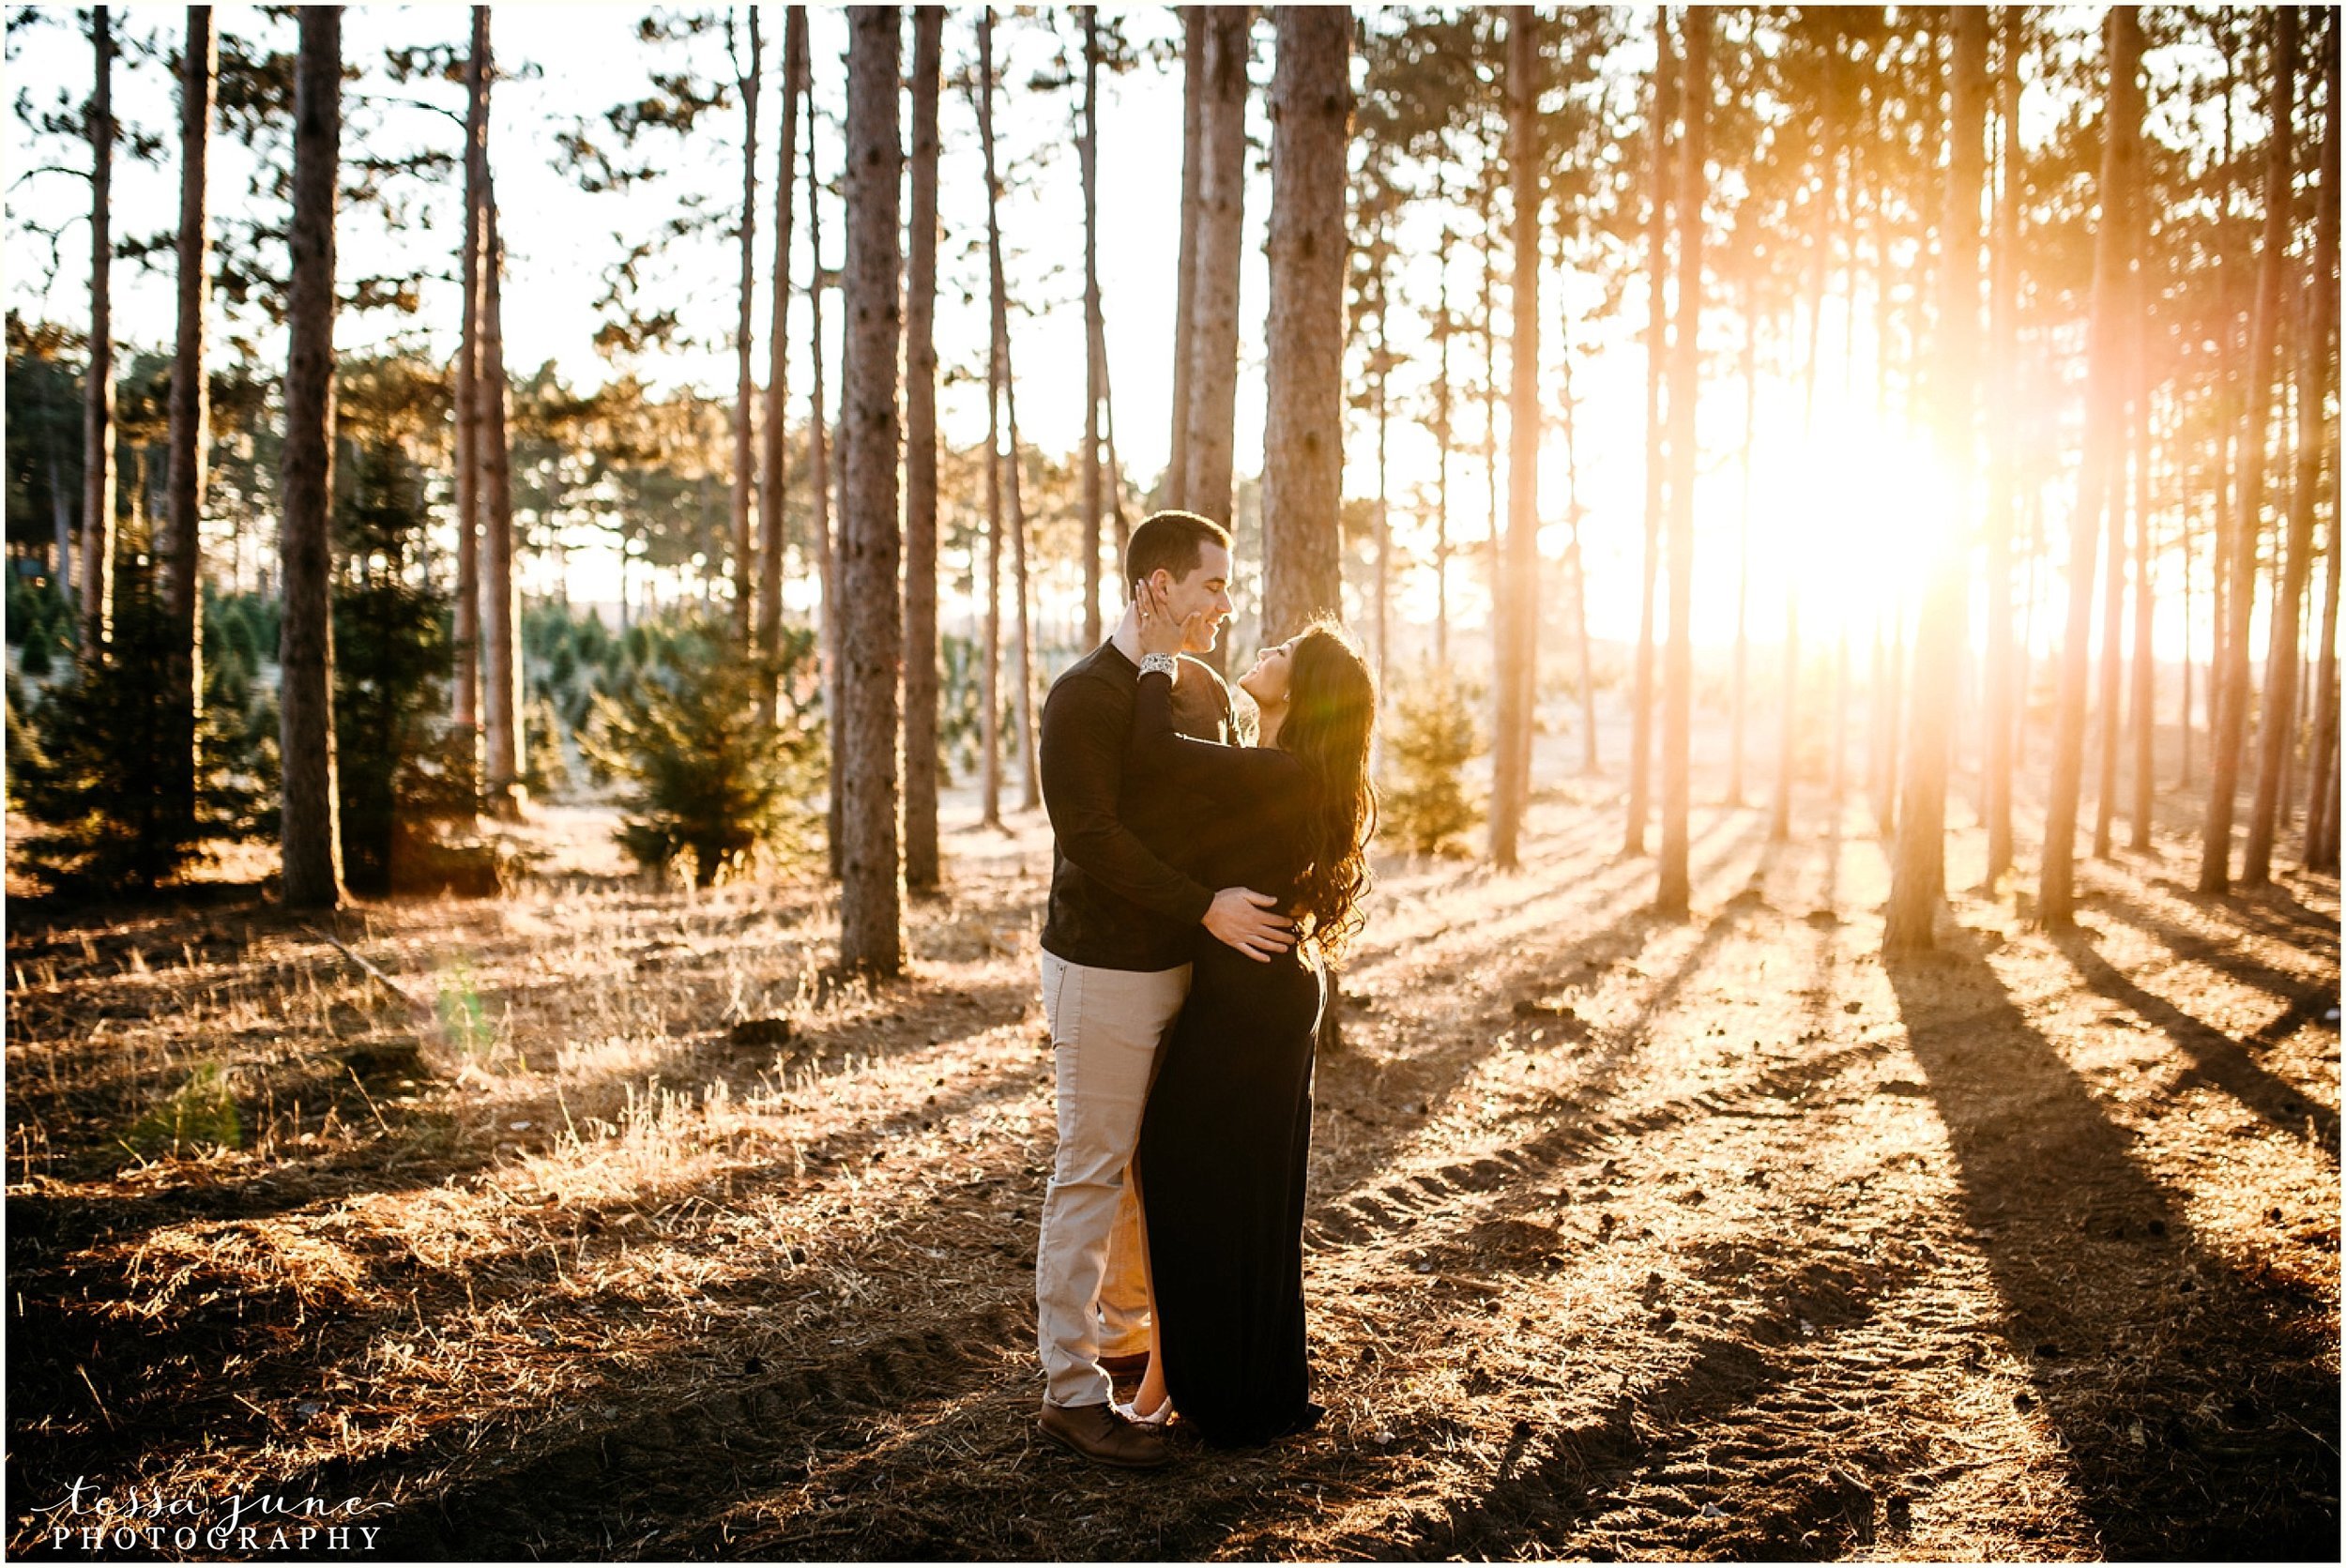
[1039,640,1235,971]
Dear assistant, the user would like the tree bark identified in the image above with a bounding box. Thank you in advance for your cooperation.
[1006,332,1039,812]
[1182,6,1251,549]
[2247,28,2336,885]
[2042,7,2143,928]
[2093,388,2130,859]
[2307,503,2342,872]
[1655,8,1705,918]
[1983,3,2021,883]
[1164,7,1207,511]
[838,4,904,978]
[1490,8,1540,870]
[904,6,943,892]
[759,7,806,730]
[81,7,116,649]
[455,8,487,747]
[279,6,343,911]
[1885,4,1986,951]
[977,9,1004,828]
[480,184,524,816]
[1259,7,1349,647]
[166,6,215,806]
[731,9,762,647]
[806,57,840,871]
[1080,6,1104,647]
[2201,6,2297,894]
[1628,11,1675,858]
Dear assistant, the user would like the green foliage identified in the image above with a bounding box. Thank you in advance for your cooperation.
[580,615,822,889]
[121,1062,241,1160]
[331,442,486,896]
[1379,665,1485,859]
[12,568,275,894]
[524,693,571,799]
[937,632,984,787]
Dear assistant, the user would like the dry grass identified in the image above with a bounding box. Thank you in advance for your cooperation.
[5,768,2337,1560]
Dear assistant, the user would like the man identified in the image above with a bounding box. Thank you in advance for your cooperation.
[1032,510,1294,1469]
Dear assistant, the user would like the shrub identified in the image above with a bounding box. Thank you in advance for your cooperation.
[332,448,490,896]
[12,568,275,893]
[581,615,822,888]
[1379,664,1484,858]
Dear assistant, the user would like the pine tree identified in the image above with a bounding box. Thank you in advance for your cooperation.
[279,4,344,910]
[837,4,905,977]
[904,6,944,891]
[1259,7,1350,644]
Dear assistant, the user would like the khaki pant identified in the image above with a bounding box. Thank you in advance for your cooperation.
[1034,951,1191,1409]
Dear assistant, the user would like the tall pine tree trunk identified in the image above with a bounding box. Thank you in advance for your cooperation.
[758,8,806,730]
[2093,393,2131,858]
[455,8,486,747]
[2042,7,2143,928]
[2247,31,2336,885]
[1163,7,1206,510]
[730,10,762,647]
[806,62,841,872]
[904,6,943,891]
[279,6,343,910]
[1259,6,1349,645]
[81,8,116,648]
[2201,7,2297,893]
[166,6,215,808]
[1490,7,1540,870]
[977,8,1004,829]
[837,4,904,978]
[1655,9,1706,918]
[1884,4,1985,951]
[1006,362,1038,812]
[480,187,524,816]
[1079,6,1104,647]
[1983,3,2021,882]
[1628,13,1675,858]
[1182,6,1251,549]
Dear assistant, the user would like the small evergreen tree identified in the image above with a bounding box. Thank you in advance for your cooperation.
[14,567,273,893]
[1380,665,1484,858]
[581,614,821,888]
[331,443,485,896]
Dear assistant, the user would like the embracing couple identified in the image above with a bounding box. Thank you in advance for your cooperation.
[1030,510,1379,1468]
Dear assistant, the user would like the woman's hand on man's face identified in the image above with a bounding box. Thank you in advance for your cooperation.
[1135,580,1200,660]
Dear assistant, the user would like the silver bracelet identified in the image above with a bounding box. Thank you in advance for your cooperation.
[1138,653,1179,679]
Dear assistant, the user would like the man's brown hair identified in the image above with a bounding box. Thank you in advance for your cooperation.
[1123,510,1232,594]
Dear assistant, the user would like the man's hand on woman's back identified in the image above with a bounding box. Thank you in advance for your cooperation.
[1204,887,1294,962]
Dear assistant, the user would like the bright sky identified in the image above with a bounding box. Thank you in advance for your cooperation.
[6,5,2242,668]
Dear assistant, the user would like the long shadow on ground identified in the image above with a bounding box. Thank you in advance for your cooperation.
[1885,930,2338,1559]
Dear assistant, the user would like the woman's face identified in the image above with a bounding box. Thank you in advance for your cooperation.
[1239,636,1299,708]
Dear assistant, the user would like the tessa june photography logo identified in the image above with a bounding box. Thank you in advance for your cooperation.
[33,1478,390,1555]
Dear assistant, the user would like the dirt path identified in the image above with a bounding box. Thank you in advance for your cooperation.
[6,790,2337,1560]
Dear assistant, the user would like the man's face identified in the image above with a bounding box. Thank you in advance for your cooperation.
[1151,543,1234,653]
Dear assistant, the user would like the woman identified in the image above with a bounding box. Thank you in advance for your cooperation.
[1116,594,1378,1446]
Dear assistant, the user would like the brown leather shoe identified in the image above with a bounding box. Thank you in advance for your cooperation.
[1099,1351,1151,1378]
[1038,1401,1176,1469]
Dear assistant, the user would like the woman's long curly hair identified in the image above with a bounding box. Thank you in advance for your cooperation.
[1276,620,1379,965]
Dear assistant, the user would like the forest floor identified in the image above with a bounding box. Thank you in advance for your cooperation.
[5,765,2339,1560]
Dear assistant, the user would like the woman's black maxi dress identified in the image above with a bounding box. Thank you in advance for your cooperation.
[1128,664,1325,1446]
